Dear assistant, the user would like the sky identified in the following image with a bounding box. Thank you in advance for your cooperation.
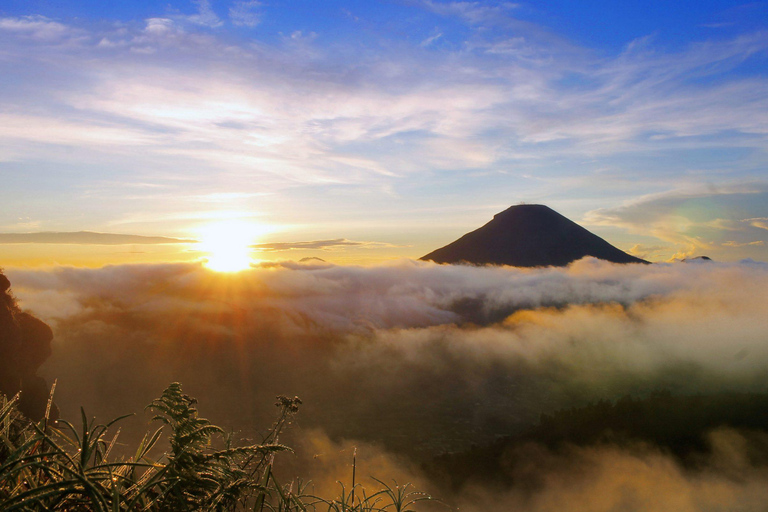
[0,0,767,266]
[3,4,768,506]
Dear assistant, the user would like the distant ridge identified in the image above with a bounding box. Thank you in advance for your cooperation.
[682,256,712,263]
[421,204,648,267]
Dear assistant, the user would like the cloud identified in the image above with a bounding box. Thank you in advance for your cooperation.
[627,243,671,259]
[143,17,175,36]
[584,185,768,261]
[0,15,73,41]
[184,0,223,28]
[453,430,768,512]
[745,217,768,231]
[723,240,765,247]
[0,232,196,245]
[3,258,768,452]
[1,8,767,238]
[252,238,402,252]
[422,1,520,26]
[6,258,768,508]
[229,1,263,27]
[275,429,432,501]
[420,32,443,47]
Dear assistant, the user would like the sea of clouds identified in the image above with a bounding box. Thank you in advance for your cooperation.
[6,257,768,510]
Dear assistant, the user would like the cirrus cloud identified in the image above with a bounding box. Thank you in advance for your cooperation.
[0,231,196,245]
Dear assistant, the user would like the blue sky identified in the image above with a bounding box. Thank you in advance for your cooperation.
[0,0,767,265]
[4,1,763,51]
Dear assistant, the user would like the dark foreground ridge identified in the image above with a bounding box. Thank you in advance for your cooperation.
[421,204,648,267]
[0,270,57,421]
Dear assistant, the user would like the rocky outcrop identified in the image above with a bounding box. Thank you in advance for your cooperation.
[0,270,57,421]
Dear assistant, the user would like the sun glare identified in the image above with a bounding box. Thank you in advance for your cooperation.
[199,220,266,272]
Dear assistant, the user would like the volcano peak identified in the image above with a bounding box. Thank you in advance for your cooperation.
[421,204,647,267]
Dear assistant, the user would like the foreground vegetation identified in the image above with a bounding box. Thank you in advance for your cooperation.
[0,383,435,511]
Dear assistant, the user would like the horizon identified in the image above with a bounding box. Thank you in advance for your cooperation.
[0,202,705,269]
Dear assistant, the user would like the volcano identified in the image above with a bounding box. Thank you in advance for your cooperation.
[421,204,647,267]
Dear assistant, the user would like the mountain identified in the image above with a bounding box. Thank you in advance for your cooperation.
[682,256,712,263]
[421,204,647,267]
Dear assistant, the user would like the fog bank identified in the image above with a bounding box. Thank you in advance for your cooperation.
[5,258,767,454]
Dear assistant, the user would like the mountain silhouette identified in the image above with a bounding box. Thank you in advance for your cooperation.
[421,204,648,267]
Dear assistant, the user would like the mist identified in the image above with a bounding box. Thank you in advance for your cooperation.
[5,257,768,510]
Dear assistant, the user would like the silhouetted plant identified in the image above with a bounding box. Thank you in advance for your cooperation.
[0,384,436,511]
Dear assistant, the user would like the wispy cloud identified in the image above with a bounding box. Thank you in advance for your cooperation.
[420,32,442,47]
[422,1,520,26]
[584,184,768,260]
[3,13,763,163]
[745,217,768,231]
[0,8,766,251]
[229,1,263,27]
[723,240,765,247]
[627,244,671,260]
[0,232,196,245]
[0,15,73,41]
[184,0,223,28]
[252,238,402,252]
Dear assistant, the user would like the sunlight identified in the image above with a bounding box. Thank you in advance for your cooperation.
[198,220,267,272]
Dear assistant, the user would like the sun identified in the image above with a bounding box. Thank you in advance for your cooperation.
[198,220,265,272]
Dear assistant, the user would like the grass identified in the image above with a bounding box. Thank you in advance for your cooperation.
[0,383,440,511]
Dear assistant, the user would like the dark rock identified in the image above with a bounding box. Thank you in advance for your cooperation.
[16,313,54,373]
[421,204,648,267]
[0,270,58,421]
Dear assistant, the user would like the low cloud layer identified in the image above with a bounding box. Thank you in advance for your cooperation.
[452,429,768,512]
[4,258,767,443]
[5,258,768,509]
[274,426,768,512]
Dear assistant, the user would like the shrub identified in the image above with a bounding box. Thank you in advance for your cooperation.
[0,384,436,511]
